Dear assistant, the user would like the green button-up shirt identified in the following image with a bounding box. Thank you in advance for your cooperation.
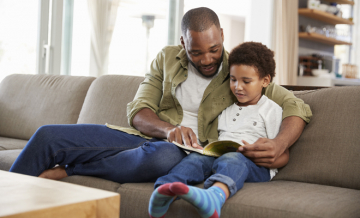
[107,45,312,146]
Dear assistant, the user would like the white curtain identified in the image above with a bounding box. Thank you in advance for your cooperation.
[87,0,120,77]
[272,0,299,85]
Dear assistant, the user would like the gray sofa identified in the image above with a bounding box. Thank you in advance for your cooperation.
[0,74,359,218]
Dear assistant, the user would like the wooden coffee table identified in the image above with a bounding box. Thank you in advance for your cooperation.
[0,170,120,218]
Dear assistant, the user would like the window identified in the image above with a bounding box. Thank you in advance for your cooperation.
[70,0,90,77]
[108,0,169,76]
[0,1,39,81]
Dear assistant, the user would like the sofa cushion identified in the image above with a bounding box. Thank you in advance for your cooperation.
[77,75,144,127]
[117,181,360,218]
[61,175,122,193]
[0,137,28,150]
[273,86,360,190]
[0,74,95,140]
[0,149,22,171]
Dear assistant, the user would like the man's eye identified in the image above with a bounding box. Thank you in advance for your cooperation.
[211,49,219,53]
[191,52,200,56]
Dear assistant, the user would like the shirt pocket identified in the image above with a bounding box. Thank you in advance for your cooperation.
[244,116,266,136]
[159,82,174,111]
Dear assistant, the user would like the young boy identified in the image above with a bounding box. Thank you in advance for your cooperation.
[148,42,289,218]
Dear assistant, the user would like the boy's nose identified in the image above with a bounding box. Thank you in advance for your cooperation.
[235,84,243,90]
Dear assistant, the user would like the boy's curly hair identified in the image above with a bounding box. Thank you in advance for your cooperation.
[228,42,276,82]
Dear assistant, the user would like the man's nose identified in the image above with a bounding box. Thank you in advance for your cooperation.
[200,53,212,66]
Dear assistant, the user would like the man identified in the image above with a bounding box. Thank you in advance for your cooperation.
[10,7,311,182]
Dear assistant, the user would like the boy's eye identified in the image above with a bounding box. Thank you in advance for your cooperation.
[244,81,250,84]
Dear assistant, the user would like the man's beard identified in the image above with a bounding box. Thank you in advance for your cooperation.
[187,48,224,78]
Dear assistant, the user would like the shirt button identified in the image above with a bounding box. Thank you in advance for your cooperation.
[185,74,187,77]
[233,118,236,121]
[239,107,242,110]
[236,113,239,116]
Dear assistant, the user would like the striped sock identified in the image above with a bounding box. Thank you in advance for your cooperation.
[169,182,226,218]
[148,183,176,218]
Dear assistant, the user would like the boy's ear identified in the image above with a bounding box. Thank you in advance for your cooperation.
[262,75,271,88]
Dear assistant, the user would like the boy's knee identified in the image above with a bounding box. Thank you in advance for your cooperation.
[217,152,248,164]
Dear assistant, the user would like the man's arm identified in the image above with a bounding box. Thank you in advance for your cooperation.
[128,48,202,149]
[238,116,305,167]
[132,108,202,149]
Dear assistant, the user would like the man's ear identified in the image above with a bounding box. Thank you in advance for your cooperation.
[180,36,185,49]
[220,28,224,43]
[262,75,271,88]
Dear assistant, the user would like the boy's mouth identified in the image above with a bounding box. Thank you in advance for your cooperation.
[235,93,245,98]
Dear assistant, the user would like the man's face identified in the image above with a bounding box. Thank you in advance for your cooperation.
[180,25,224,77]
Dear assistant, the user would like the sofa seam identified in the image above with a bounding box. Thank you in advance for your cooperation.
[226,203,323,218]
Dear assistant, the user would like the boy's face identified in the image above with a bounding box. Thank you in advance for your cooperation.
[230,64,270,106]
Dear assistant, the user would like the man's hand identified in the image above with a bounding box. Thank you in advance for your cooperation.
[238,139,284,168]
[238,116,306,168]
[166,125,203,149]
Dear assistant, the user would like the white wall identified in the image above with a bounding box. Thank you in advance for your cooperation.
[244,0,274,48]
[184,0,274,49]
[218,14,245,52]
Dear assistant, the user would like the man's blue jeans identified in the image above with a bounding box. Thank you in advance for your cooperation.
[154,152,270,198]
[9,124,187,183]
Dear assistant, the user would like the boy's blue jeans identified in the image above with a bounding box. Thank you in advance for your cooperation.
[154,152,270,198]
[9,124,187,183]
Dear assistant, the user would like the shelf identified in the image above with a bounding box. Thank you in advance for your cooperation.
[298,8,354,25]
[299,32,352,45]
[322,0,354,5]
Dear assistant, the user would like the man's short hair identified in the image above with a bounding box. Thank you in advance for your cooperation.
[228,42,276,82]
[181,7,220,35]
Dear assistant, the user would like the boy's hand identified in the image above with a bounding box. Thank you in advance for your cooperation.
[166,125,203,150]
[238,138,283,168]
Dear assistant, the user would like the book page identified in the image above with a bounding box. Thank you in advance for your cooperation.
[203,140,242,157]
[172,140,242,157]
[172,141,204,155]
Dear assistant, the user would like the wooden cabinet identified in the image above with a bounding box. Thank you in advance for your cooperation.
[322,0,354,5]
[298,1,354,45]
[298,8,353,25]
[299,32,352,45]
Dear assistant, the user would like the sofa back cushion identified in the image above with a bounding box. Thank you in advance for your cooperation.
[77,75,144,127]
[0,74,95,140]
[273,86,360,190]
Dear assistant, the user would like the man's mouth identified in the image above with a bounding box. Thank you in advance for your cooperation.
[201,65,215,72]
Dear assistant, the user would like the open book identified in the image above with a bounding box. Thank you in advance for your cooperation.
[172,140,242,157]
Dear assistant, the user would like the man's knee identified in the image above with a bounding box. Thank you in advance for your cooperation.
[34,125,58,139]
[149,141,186,161]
